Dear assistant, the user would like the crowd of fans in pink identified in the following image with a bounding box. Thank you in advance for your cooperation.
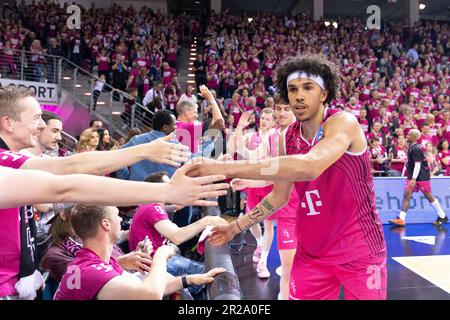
[196,12,450,176]
[1,1,449,176]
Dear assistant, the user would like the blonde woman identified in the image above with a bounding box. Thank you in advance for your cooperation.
[76,128,100,153]
[30,39,46,82]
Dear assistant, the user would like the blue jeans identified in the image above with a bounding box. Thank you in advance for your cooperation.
[34,64,42,82]
[166,255,205,295]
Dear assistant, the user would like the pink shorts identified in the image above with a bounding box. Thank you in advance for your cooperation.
[246,190,276,221]
[276,218,297,250]
[405,180,432,193]
[289,253,387,300]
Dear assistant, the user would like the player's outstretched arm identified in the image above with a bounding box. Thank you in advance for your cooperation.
[188,113,363,182]
[209,180,293,246]
[21,133,191,175]
[0,164,229,208]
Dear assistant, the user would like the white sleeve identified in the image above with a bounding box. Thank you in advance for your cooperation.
[412,162,421,179]
[142,89,153,106]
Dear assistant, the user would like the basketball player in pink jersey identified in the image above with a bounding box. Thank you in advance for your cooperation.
[229,108,276,278]
[189,54,387,300]
[231,94,298,299]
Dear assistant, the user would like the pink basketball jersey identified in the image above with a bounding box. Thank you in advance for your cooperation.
[284,108,386,265]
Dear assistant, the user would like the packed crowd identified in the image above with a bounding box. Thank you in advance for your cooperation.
[0,0,197,102]
[194,11,449,176]
[2,1,449,176]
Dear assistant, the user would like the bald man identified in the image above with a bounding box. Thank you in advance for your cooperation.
[389,129,448,227]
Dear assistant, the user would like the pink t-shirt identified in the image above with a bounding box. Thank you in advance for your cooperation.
[54,248,123,300]
[437,150,450,171]
[359,118,369,134]
[129,204,168,255]
[0,148,30,297]
[391,144,407,172]
[175,120,203,154]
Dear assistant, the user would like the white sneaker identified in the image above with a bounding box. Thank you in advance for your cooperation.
[256,260,270,279]
[275,266,282,277]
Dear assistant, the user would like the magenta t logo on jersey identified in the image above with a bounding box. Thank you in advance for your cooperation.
[301,190,322,216]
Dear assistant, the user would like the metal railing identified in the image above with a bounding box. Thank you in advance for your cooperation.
[59,131,78,156]
[0,49,59,84]
[0,48,154,138]
[59,56,154,138]
[203,199,242,300]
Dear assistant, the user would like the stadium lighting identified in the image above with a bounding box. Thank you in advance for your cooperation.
[189,57,196,61]
[324,21,330,27]
[332,22,338,29]
[419,3,425,10]
[248,17,253,23]
[97,101,105,105]
[75,84,82,88]
[187,80,195,84]
[112,111,121,115]
[188,74,195,77]
[63,76,72,80]
[84,93,91,96]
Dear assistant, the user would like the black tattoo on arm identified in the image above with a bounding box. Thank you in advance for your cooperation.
[249,206,264,222]
[239,196,277,231]
[260,197,274,212]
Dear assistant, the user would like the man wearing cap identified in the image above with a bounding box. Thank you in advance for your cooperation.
[188,54,388,300]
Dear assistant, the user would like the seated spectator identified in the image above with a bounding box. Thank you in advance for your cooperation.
[97,128,113,151]
[76,128,99,153]
[388,134,407,176]
[358,108,369,135]
[41,205,151,285]
[425,142,440,176]
[369,136,389,176]
[437,139,450,175]
[128,171,228,299]
[54,205,225,300]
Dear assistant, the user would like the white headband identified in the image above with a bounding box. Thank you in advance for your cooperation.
[286,71,325,90]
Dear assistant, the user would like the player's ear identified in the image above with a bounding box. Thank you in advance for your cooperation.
[320,89,328,103]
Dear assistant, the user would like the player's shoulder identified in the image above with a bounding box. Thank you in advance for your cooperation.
[324,110,360,131]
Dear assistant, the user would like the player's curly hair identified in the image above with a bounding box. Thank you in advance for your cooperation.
[275,54,340,104]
